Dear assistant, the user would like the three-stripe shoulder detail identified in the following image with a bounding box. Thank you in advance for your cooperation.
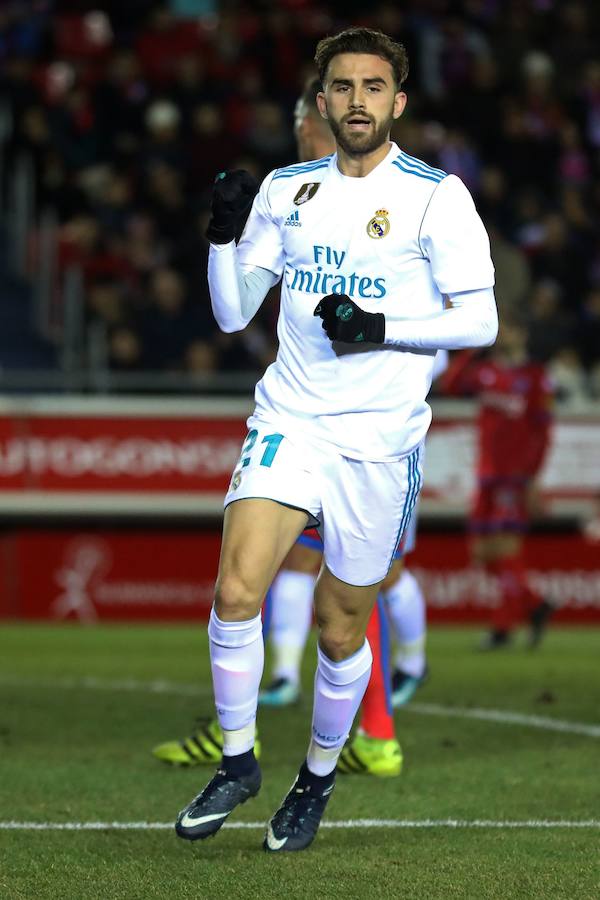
[272,155,333,181]
[392,153,447,184]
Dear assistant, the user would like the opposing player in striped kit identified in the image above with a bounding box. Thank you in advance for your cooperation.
[174,27,497,852]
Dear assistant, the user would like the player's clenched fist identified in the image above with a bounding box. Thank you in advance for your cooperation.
[313,295,385,344]
[205,170,259,245]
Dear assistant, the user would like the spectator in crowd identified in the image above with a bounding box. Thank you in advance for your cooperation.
[92,49,149,163]
[168,54,215,122]
[529,213,588,306]
[487,223,532,321]
[139,266,204,371]
[91,169,136,236]
[186,102,240,188]
[576,288,600,371]
[86,279,126,330]
[184,339,219,377]
[141,98,185,170]
[548,346,590,408]
[108,325,144,373]
[140,162,191,249]
[527,280,575,363]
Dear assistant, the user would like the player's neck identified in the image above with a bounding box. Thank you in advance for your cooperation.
[305,139,335,161]
[336,140,392,177]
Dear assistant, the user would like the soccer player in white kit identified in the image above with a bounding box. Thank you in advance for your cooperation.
[175,27,497,852]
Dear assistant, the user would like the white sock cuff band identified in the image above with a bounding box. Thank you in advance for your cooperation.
[399,636,426,655]
[317,639,372,686]
[208,608,262,648]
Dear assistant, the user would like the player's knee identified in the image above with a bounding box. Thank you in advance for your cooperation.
[214,573,261,622]
[318,620,366,662]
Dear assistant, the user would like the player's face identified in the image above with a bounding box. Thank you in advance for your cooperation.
[295,97,336,162]
[317,53,406,157]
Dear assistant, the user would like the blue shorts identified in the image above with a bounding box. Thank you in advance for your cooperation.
[297,527,323,552]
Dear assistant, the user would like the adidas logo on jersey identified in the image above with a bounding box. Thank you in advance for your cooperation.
[284,210,302,227]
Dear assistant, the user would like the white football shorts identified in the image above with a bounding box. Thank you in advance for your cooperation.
[224,417,423,586]
[398,442,426,557]
[400,503,418,556]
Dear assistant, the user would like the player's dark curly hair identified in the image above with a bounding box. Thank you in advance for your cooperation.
[315,28,409,90]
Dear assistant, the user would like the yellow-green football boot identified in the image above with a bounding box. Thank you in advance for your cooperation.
[152,718,261,766]
[337,732,403,777]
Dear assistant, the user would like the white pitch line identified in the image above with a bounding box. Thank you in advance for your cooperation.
[1,674,598,739]
[1,819,599,831]
[0,674,212,698]
[407,702,600,739]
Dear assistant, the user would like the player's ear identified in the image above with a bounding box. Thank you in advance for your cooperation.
[316,92,328,120]
[393,91,407,120]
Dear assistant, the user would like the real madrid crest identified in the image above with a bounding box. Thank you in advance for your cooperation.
[366,209,390,239]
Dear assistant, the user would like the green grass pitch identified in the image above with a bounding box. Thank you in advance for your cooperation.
[0,623,598,900]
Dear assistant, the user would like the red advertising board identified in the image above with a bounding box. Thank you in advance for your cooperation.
[0,412,245,493]
[0,398,598,623]
[410,532,600,623]
[0,398,598,517]
[1,530,221,622]
[1,528,599,623]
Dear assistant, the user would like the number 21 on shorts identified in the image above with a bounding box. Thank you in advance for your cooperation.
[240,429,284,469]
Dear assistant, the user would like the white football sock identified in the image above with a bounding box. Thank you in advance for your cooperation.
[307,640,372,776]
[269,570,315,685]
[208,608,263,756]
[383,568,427,678]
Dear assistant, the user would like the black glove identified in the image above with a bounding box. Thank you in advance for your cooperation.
[313,295,385,343]
[205,169,259,244]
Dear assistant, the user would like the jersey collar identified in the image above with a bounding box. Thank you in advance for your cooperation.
[332,141,399,183]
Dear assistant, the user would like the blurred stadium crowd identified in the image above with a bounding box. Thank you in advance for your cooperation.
[2,0,600,398]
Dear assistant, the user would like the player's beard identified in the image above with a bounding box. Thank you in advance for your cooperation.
[328,108,394,157]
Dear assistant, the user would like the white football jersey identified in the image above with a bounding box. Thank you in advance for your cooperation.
[237,142,494,461]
